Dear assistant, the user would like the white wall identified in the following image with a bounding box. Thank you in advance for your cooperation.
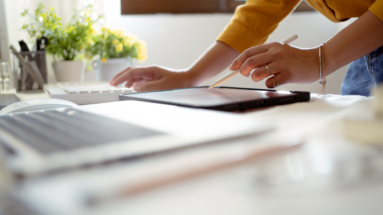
[4,0,352,94]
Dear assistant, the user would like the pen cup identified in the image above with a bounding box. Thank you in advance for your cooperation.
[11,50,47,92]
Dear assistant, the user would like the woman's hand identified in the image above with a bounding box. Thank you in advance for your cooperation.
[109,65,195,92]
[229,42,320,88]
[109,42,240,92]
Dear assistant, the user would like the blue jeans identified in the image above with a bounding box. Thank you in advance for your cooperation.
[341,46,383,96]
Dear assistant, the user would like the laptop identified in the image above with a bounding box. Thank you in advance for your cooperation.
[0,100,275,177]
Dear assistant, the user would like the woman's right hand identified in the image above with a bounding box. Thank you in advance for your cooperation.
[109,65,196,92]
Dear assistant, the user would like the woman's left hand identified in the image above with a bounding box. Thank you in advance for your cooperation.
[229,42,320,88]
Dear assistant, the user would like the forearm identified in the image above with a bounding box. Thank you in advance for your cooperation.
[186,41,240,86]
[325,10,383,76]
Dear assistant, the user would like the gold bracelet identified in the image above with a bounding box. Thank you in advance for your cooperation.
[319,43,327,94]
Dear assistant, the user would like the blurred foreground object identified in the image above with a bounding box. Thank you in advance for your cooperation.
[342,85,383,144]
[1,93,383,215]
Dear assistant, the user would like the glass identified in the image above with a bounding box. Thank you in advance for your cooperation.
[0,62,2,93]
[1,62,10,91]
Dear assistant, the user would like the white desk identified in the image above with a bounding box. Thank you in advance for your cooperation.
[9,93,383,215]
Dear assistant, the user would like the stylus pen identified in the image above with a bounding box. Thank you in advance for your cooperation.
[209,34,298,89]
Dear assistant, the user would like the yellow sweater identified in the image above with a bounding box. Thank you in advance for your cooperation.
[217,0,383,53]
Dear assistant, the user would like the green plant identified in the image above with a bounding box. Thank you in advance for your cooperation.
[21,3,101,61]
[85,27,147,62]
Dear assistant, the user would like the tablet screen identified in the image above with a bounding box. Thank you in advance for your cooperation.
[125,88,294,107]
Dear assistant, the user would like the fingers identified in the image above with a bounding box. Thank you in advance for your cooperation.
[110,67,132,85]
[125,77,143,88]
[124,75,156,88]
[250,63,278,82]
[132,79,164,92]
[265,72,291,88]
[229,44,269,71]
[238,52,273,77]
[110,67,158,86]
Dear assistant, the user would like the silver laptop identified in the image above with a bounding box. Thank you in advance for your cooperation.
[0,100,274,177]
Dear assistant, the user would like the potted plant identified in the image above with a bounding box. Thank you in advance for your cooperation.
[85,27,147,82]
[21,3,101,82]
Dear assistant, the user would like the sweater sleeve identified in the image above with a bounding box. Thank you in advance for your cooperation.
[217,0,300,53]
[369,0,383,22]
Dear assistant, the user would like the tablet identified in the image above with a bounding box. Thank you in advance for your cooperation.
[119,87,310,111]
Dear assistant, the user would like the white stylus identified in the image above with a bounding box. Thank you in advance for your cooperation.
[209,34,298,89]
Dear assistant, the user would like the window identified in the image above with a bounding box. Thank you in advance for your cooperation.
[121,0,314,15]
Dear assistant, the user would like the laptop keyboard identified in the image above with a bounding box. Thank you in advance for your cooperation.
[0,108,164,155]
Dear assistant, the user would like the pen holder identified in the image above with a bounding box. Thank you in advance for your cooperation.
[11,51,47,92]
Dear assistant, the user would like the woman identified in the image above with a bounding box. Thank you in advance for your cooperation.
[110,0,383,96]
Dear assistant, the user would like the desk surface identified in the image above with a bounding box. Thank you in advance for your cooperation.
[2,91,382,215]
